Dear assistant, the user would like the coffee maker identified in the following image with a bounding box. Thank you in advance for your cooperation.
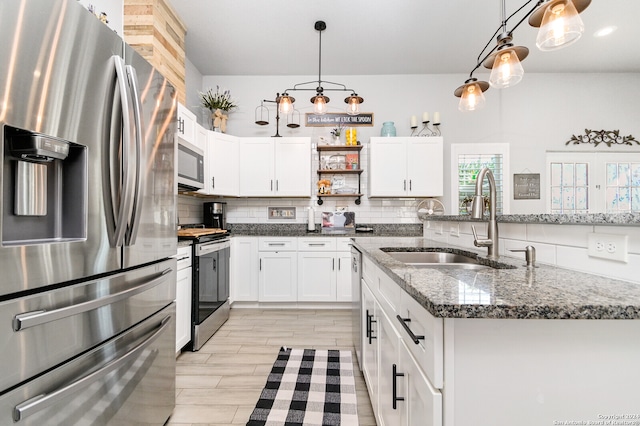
[203,202,226,229]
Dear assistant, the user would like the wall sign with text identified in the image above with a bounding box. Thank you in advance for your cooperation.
[513,173,541,200]
[305,112,374,127]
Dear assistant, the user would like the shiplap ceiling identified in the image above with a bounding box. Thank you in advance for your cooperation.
[167,0,640,77]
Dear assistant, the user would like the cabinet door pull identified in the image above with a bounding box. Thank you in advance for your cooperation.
[338,258,341,270]
[270,180,273,191]
[367,311,377,344]
[396,315,425,344]
[365,309,370,339]
[409,179,412,191]
[211,176,215,189]
[259,259,262,270]
[403,179,407,191]
[392,363,405,409]
[332,258,335,270]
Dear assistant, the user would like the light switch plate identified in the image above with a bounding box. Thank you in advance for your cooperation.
[587,232,628,263]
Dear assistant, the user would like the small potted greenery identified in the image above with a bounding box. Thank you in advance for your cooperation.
[200,86,237,132]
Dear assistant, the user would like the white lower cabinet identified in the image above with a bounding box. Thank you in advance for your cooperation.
[175,246,192,353]
[336,251,352,301]
[298,251,337,301]
[297,237,352,302]
[362,283,379,405]
[399,340,442,426]
[362,261,443,426]
[259,237,297,302]
[230,236,352,304]
[378,309,403,426]
[231,237,258,301]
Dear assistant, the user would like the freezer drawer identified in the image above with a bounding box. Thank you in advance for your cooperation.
[0,258,176,393]
[0,304,176,426]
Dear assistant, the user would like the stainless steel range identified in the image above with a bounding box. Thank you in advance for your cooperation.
[178,229,231,351]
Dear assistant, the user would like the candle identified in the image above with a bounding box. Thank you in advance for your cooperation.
[422,112,430,123]
[433,111,441,124]
[410,115,417,128]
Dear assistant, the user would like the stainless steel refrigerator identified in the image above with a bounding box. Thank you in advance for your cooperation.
[0,0,178,424]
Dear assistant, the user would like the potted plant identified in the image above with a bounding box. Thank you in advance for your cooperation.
[330,122,345,145]
[200,86,238,132]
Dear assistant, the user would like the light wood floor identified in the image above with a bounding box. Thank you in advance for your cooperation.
[168,308,376,426]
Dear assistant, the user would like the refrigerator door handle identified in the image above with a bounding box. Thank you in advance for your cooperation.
[13,268,172,332]
[111,55,136,247]
[13,315,172,422]
[124,64,144,246]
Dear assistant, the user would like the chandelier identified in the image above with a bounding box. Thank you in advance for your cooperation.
[279,21,364,116]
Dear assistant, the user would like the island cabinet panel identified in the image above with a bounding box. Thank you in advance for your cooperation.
[442,318,640,426]
[361,263,443,426]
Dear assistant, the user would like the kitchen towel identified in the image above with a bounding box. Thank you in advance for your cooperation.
[246,347,358,426]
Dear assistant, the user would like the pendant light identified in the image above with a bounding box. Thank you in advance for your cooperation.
[454,78,489,112]
[453,0,591,110]
[311,91,329,115]
[278,93,294,115]
[277,21,364,115]
[483,33,529,89]
[483,1,529,89]
[345,94,363,115]
[529,0,590,51]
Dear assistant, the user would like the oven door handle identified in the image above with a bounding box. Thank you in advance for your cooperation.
[13,315,171,422]
[196,240,231,256]
[13,269,172,331]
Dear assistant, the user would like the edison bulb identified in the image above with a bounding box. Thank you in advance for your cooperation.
[489,49,524,88]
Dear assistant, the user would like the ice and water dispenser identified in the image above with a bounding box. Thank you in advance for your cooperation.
[2,126,87,245]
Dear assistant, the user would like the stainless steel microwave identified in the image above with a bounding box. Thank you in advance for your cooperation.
[177,139,204,191]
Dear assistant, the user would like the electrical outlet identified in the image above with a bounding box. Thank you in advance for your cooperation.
[449,223,460,237]
[587,233,628,263]
[434,223,443,235]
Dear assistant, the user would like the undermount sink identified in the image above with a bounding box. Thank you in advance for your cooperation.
[382,250,489,270]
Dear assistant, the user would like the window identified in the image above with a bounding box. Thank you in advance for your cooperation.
[546,152,640,213]
[451,144,510,215]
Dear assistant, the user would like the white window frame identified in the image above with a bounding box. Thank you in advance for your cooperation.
[546,151,640,214]
[450,143,510,215]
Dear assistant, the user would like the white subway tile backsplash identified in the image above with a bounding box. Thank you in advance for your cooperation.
[556,245,638,283]
[526,224,592,248]
[499,223,527,240]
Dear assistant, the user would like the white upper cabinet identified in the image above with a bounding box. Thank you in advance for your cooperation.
[207,132,239,196]
[239,137,311,197]
[369,137,443,197]
[176,102,197,144]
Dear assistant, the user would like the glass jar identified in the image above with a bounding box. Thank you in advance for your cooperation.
[381,121,396,137]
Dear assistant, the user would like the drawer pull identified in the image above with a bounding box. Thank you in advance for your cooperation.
[392,363,405,409]
[268,243,285,246]
[396,315,425,344]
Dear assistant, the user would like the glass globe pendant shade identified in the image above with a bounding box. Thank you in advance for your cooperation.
[489,48,525,88]
[536,0,585,51]
[457,81,487,112]
[312,94,329,115]
[278,94,294,115]
[345,94,363,115]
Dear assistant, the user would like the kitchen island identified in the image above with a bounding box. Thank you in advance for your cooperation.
[352,236,640,426]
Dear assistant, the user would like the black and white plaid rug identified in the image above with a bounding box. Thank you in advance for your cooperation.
[246,347,359,426]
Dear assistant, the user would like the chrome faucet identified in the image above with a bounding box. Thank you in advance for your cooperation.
[470,167,499,259]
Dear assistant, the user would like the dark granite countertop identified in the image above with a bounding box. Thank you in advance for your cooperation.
[352,237,640,320]
[227,223,423,238]
[426,213,640,225]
